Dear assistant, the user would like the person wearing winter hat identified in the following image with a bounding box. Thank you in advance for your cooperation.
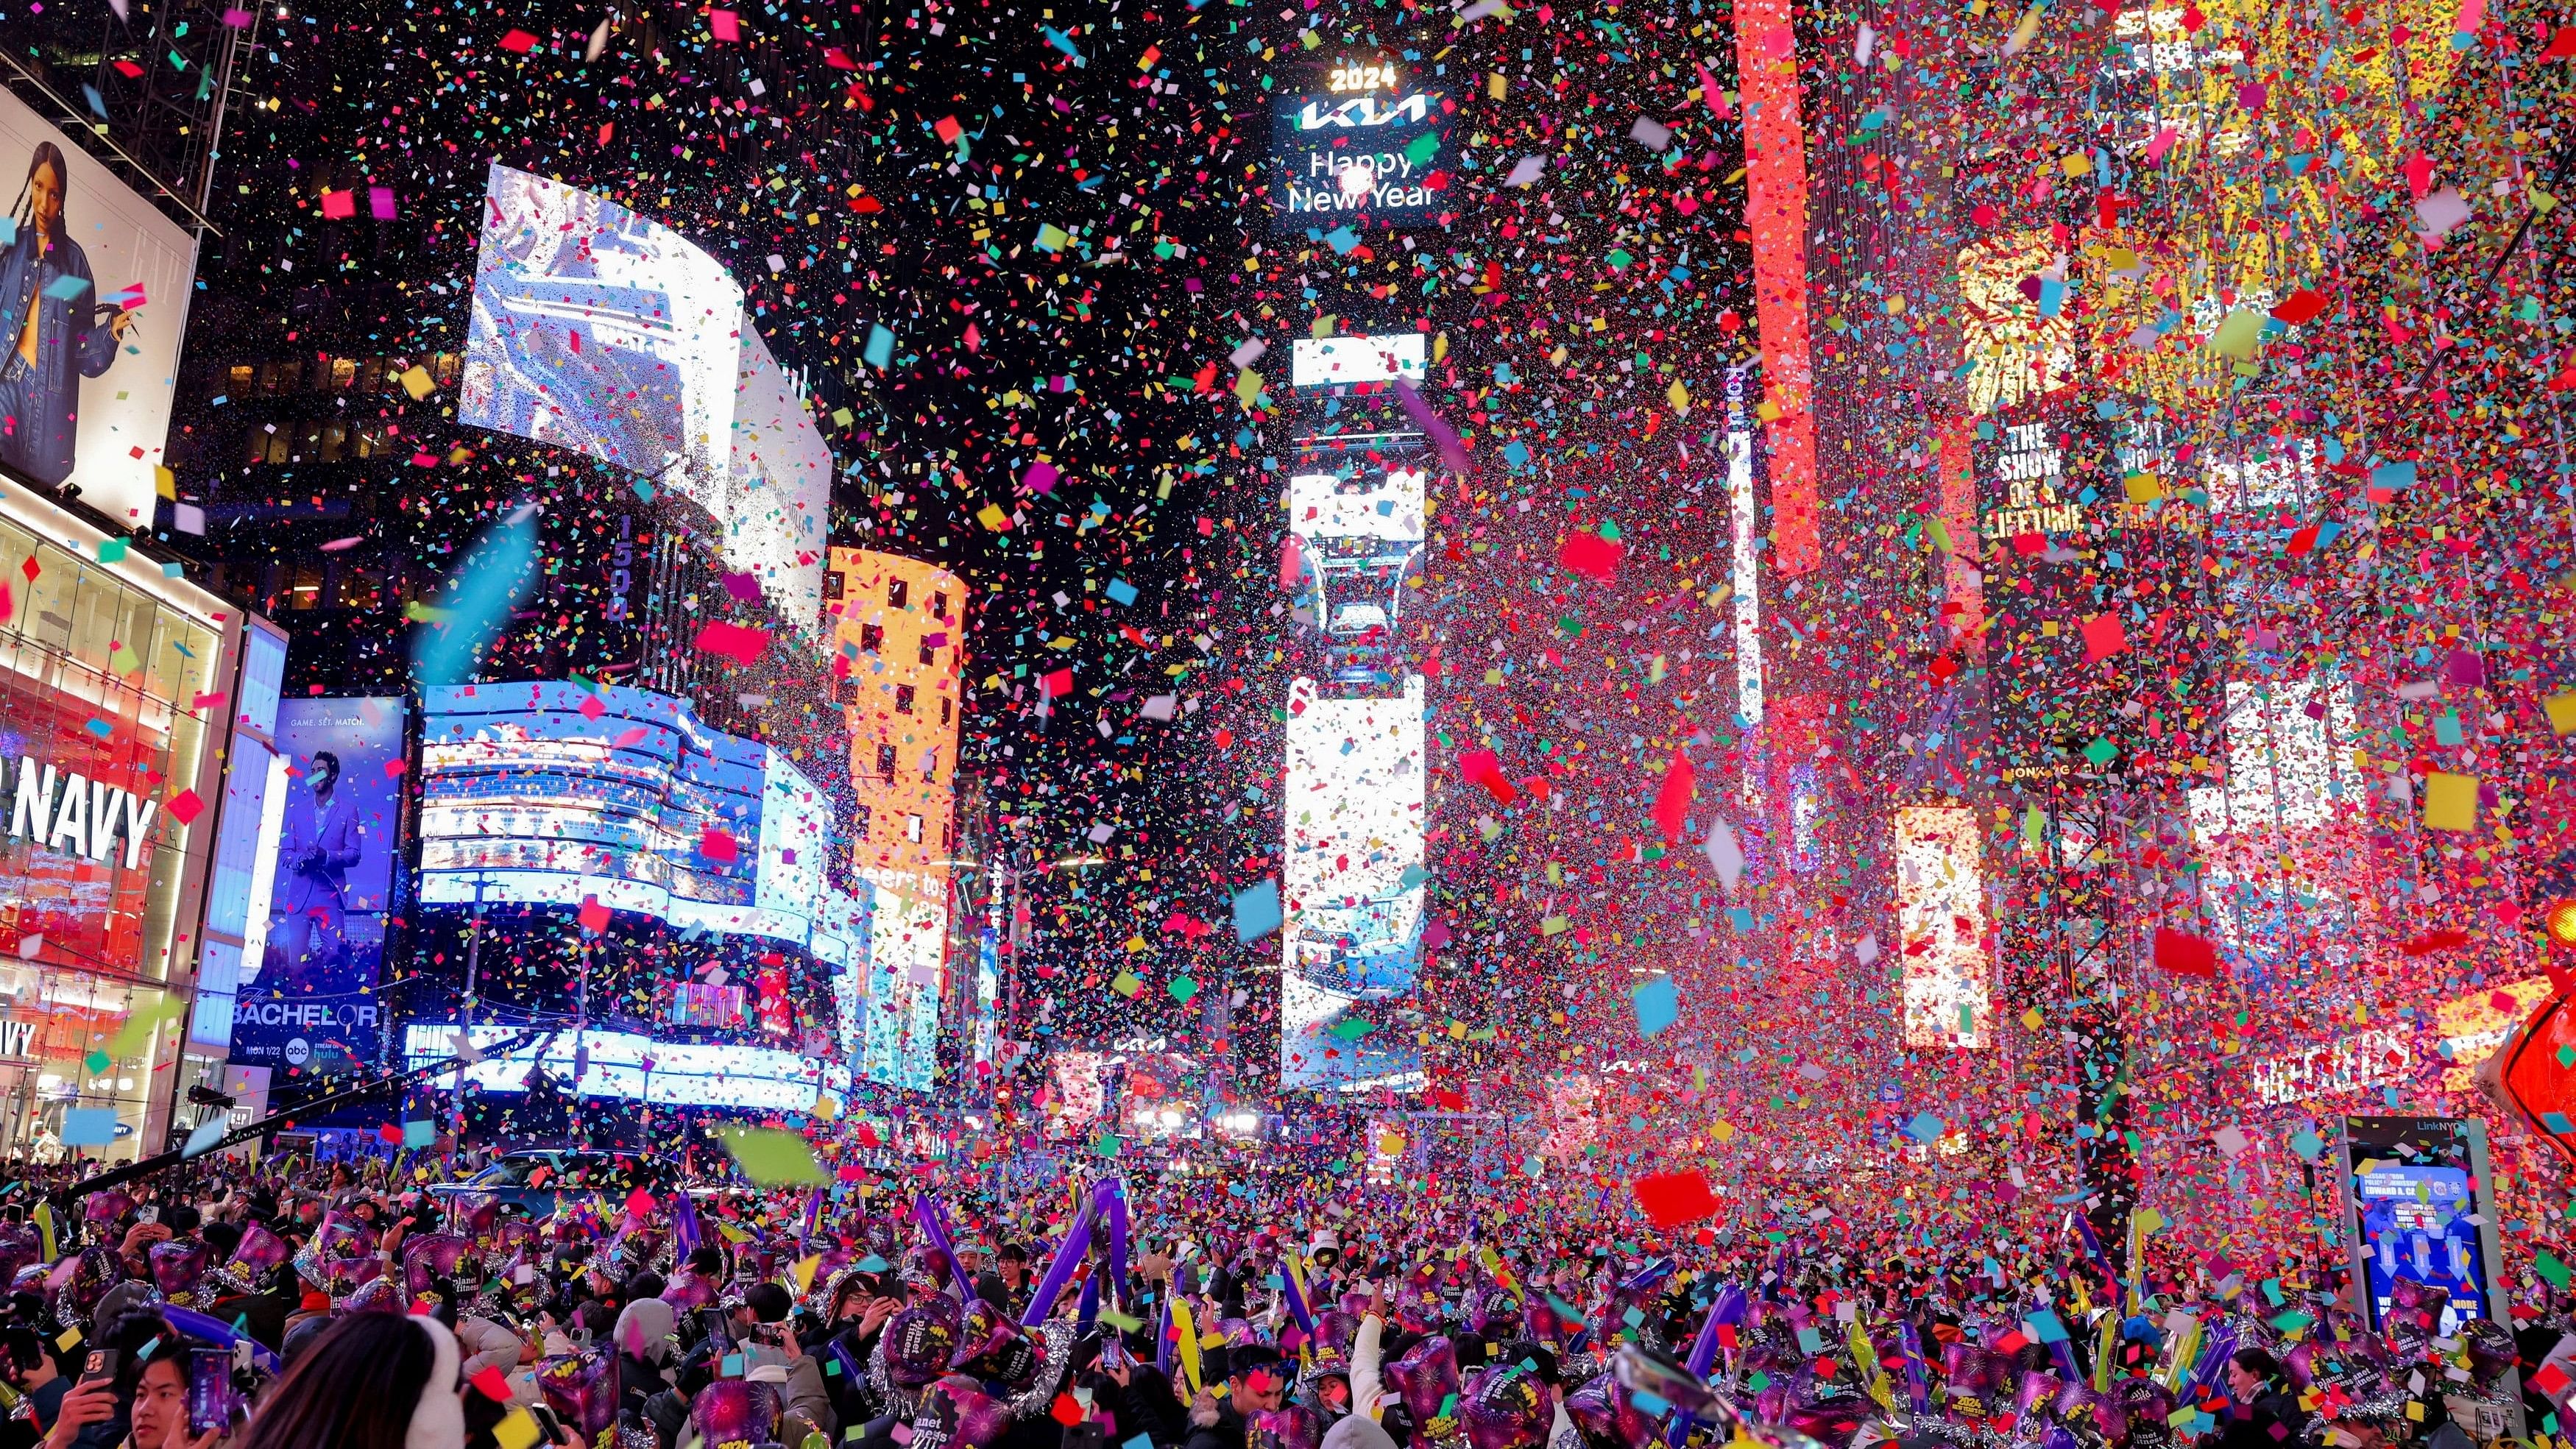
[230,1313,470,1449]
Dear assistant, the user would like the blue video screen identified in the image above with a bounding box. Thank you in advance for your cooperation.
[418,681,865,967]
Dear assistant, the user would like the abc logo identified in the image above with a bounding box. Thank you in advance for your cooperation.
[284,1038,311,1068]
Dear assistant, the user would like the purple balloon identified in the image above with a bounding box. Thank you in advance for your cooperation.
[1462,1365,1555,1449]
[403,1233,477,1297]
[690,1380,780,1449]
[1383,1335,1463,1433]
[919,1375,1014,1449]
[914,1196,980,1303]
[1018,1197,1097,1328]
[148,1239,211,1305]
[1256,1406,1326,1449]
[539,1351,620,1437]
[82,1191,132,1225]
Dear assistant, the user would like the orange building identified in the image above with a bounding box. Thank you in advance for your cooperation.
[825,547,966,1090]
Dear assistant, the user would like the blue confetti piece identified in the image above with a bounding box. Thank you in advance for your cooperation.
[863,323,894,370]
[411,504,539,688]
[1232,878,1281,943]
[1323,226,1361,255]
[1631,975,1677,1037]
[82,718,111,739]
[1105,578,1138,606]
[42,274,91,302]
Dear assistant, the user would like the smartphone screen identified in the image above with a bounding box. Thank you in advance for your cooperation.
[528,1405,568,1446]
[187,1350,233,1436]
[697,1308,732,1352]
[79,1349,119,1385]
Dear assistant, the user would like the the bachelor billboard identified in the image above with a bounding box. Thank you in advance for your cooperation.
[227,698,405,1078]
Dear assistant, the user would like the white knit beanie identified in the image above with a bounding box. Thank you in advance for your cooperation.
[404,1316,467,1449]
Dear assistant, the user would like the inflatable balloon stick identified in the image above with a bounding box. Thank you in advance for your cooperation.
[1019,1194,1098,1328]
[914,1194,979,1303]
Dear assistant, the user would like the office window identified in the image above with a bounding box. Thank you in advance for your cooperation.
[905,814,924,843]
[876,744,896,779]
[823,570,843,600]
[917,640,935,667]
[894,684,916,715]
[888,578,910,609]
[854,804,871,840]
[224,364,252,397]
[933,591,949,617]
[939,698,952,725]
[920,749,936,783]
[860,623,884,653]
[330,357,358,391]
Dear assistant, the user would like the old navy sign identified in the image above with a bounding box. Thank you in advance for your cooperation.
[7,757,163,870]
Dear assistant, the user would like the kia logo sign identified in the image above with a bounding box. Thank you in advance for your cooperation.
[1292,93,1432,131]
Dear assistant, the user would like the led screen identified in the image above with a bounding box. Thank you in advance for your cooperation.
[1894,805,1989,1049]
[418,681,866,964]
[857,872,941,1091]
[0,88,200,527]
[2341,1116,2512,1345]
[404,1023,849,1113]
[229,698,406,1078]
[1287,466,1423,688]
[1289,334,1426,388]
[459,163,740,489]
[458,164,825,628]
[1281,673,1426,1091]
[1268,66,1455,230]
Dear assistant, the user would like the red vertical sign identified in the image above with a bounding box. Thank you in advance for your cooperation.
[1733,0,1819,578]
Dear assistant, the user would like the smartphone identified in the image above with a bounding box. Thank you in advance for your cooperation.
[697,1308,733,1352]
[136,1206,159,1225]
[1062,1422,1106,1449]
[528,1405,569,1447]
[187,1349,236,1436]
[79,1349,118,1385]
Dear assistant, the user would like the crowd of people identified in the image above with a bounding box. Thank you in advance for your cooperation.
[0,1152,2555,1449]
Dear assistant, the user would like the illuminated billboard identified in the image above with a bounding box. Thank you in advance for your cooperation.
[227,698,406,1079]
[1975,397,2210,790]
[1289,334,1425,389]
[417,681,866,966]
[0,88,200,527]
[1281,673,1427,1091]
[1287,466,1423,687]
[857,877,941,1092]
[1268,63,1455,230]
[1042,1049,1107,1140]
[723,330,832,631]
[1894,805,1989,1049]
[459,164,826,628]
[405,1023,849,1113]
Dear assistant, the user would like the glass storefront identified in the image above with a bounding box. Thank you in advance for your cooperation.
[0,492,239,1163]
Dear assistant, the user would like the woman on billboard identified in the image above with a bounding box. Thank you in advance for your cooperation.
[0,141,137,486]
